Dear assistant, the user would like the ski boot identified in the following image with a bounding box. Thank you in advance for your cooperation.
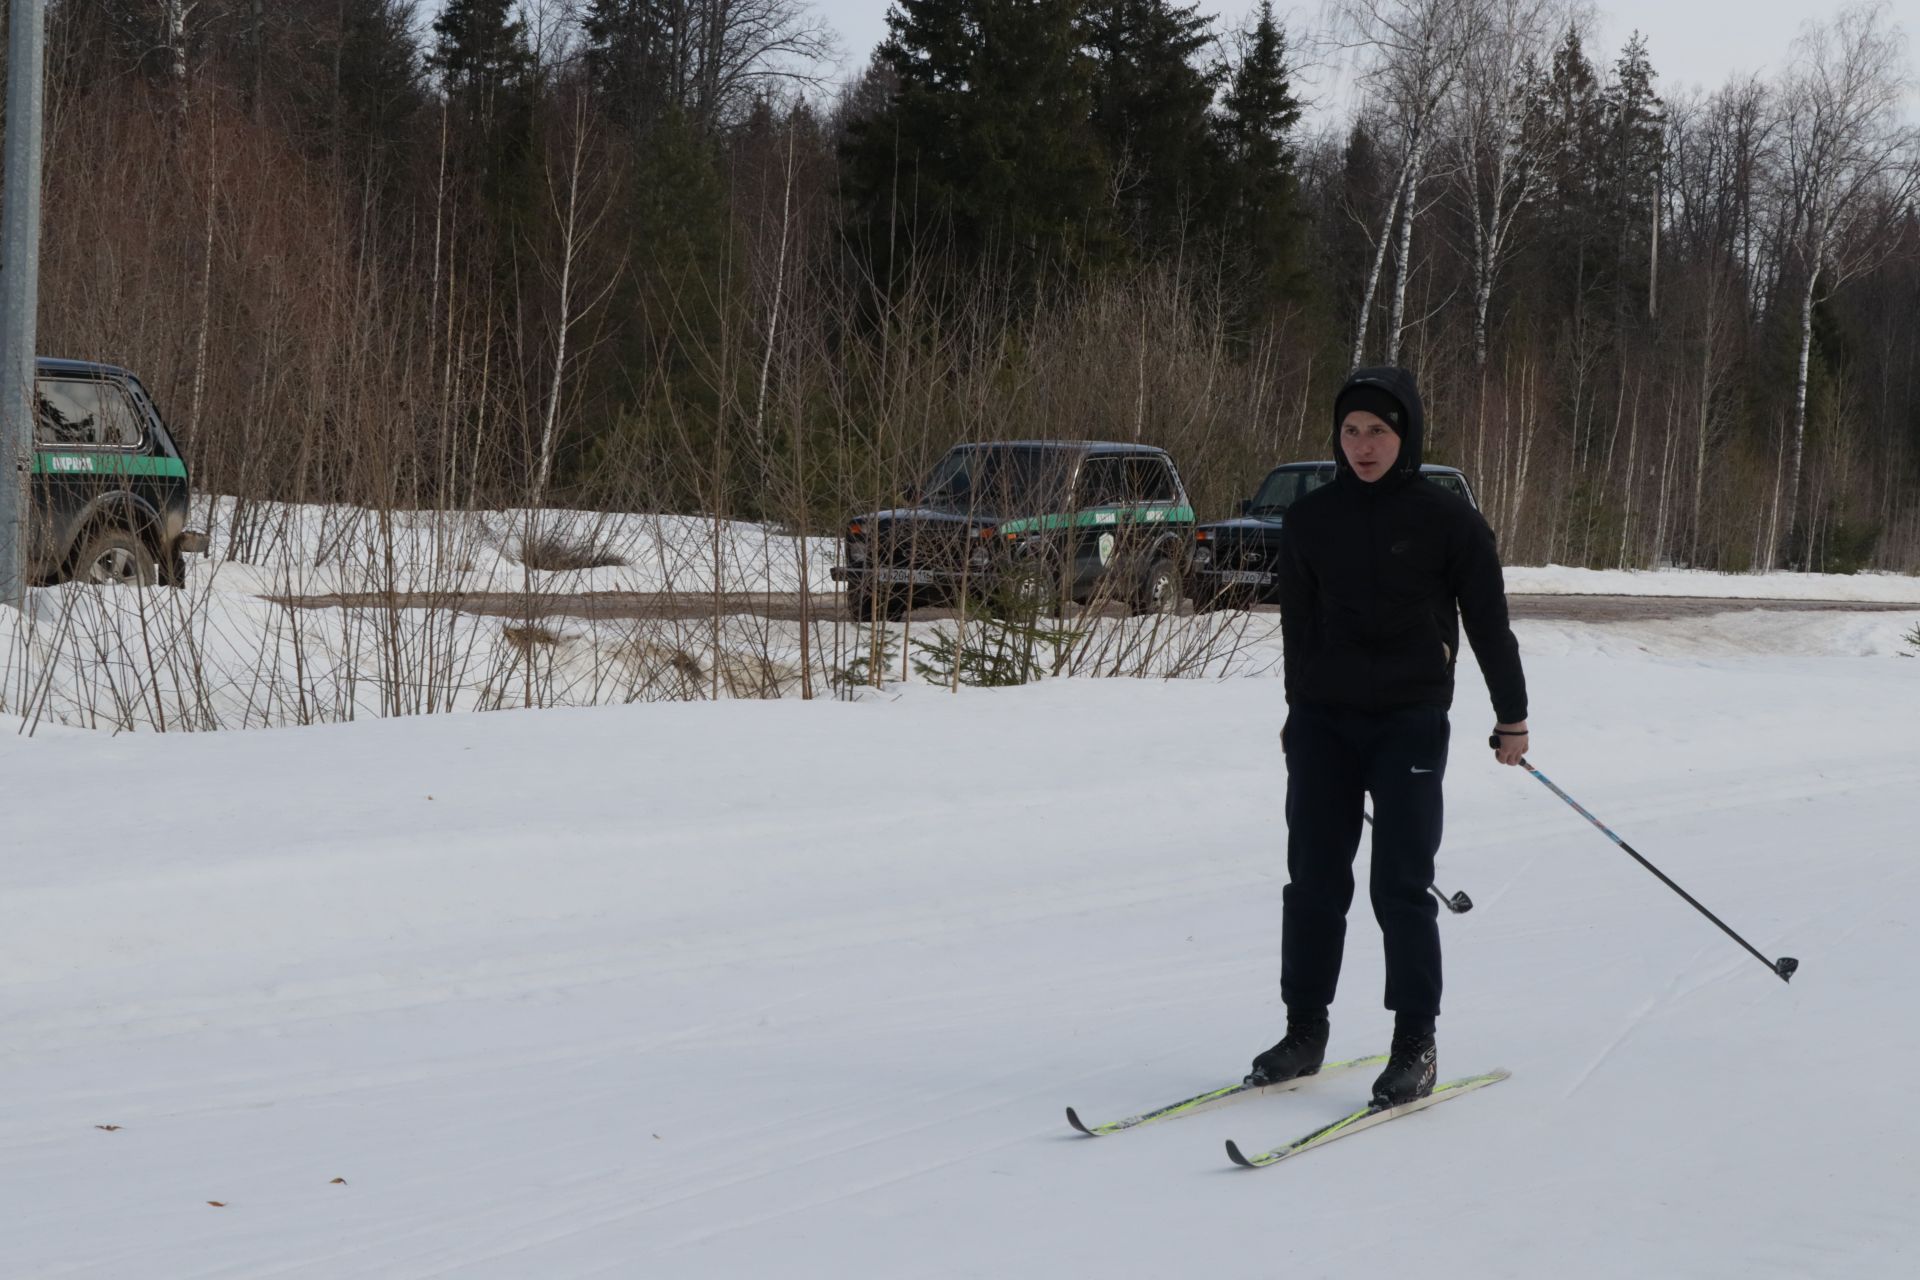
[1246,1011,1330,1087]
[1370,1027,1437,1108]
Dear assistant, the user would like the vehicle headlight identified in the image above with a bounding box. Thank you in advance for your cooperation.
[1192,546,1212,567]
[847,541,868,565]
[969,546,992,569]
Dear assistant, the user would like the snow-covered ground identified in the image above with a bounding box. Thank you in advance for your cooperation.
[4,603,1917,1277]
[193,496,1920,602]
[193,499,836,598]
[1504,563,1920,603]
[0,495,1912,732]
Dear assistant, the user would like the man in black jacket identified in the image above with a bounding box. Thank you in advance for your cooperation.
[1247,365,1530,1107]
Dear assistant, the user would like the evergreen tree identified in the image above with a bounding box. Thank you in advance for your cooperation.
[288,0,426,175]
[1599,33,1665,327]
[430,0,539,236]
[582,0,671,134]
[431,0,536,141]
[1214,1,1305,324]
[1083,0,1221,256]
[843,0,1112,288]
[1531,25,1606,337]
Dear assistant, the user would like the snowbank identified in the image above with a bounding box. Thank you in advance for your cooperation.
[1505,563,1920,602]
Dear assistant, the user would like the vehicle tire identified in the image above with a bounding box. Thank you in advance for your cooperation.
[998,562,1059,620]
[73,528,156,587]
[1133,557,1185,616]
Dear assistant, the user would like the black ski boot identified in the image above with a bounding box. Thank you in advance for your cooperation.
[1370,1027,1437,1108]
[1245,1011,1330,1087]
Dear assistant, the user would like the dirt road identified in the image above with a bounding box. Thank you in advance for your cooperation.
[266,590,1917,624]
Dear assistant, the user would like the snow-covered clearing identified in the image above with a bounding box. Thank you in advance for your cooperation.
[1504,563,1920,603]
[4,597,1917,1277]
[0,494,1913,731]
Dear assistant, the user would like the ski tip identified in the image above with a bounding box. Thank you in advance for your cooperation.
[1776,956,1799,983]
[1066,1107,1095,1136]
[1225,1139,1256,1168]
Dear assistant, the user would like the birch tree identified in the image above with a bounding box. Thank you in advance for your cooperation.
[1772,2,1917,568]
[1336,0,1488,368]
[1446,0,1562,367]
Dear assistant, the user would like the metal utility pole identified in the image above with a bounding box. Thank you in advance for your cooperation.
[1,0,47,608]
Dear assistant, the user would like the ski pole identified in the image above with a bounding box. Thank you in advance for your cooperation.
[1361,809,1473,914]
[1506,749,1798,983]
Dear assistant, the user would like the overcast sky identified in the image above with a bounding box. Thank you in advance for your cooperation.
[811,0,1920,114]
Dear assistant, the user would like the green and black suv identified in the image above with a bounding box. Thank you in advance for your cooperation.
[831,441,1196,618]
[28,357,208,586]
[1190,460,1476,611]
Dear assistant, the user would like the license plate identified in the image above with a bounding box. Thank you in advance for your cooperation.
[870,567,939,585]
[1216,570,1272,586]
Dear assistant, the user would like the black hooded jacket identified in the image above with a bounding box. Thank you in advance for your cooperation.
[1277,366,1528,723]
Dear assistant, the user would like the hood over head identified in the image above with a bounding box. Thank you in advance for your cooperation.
[1333,365,1425,485]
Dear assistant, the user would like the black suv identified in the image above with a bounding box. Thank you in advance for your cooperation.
[1190,461,1477,610]
[28,357,208,586]
[831,441,1196,618]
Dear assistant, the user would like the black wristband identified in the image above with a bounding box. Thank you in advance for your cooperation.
[1491,728,1528,736]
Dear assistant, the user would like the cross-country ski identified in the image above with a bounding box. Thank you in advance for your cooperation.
[1225,1070,1511,1169]
[1066,1053,1388,1136]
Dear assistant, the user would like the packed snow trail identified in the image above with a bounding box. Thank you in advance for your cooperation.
[2,609,1916,1278]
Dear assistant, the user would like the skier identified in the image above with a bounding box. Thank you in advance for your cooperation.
[1248,366,1530,1108]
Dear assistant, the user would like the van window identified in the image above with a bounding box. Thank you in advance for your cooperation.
[1248,467,1332,515]
[1122,457,1176,503]
[1075,457,1130,508]
[35,380,142,448]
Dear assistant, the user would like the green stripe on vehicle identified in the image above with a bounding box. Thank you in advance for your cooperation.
[997,504,1195,535]
[32,452,187,478]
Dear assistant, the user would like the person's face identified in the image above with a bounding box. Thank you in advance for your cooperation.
[1340,410,1401,482]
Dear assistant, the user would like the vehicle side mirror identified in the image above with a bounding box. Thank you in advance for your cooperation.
[1238,498,1251,515]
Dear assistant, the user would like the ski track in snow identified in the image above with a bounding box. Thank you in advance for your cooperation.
[3,603,1919,1278]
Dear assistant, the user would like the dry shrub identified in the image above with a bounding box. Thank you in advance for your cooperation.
[515,534,629,572]
[502,623,565,655]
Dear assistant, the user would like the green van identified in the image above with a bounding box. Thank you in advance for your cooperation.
[27,357,207,585]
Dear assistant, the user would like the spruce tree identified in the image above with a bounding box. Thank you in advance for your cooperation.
[1532,25,1606,335]
[430,0,538,228]
[843,0,1112,289]
[1599,33,1665,326]
[1083,0,1221,257]
[1215,1,1305,324]
[431,0,534,119]
[582,0,669,134]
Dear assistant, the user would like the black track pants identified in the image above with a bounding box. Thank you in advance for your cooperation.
[1280,703,1450,1019]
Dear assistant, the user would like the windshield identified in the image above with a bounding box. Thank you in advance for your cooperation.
[919,446,1072,515]
[1247,468,1330,516]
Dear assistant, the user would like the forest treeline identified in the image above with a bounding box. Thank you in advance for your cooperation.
[14,0,1920,571]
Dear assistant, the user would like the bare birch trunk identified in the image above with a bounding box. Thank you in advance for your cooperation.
[1692,301,1714,566]
[1653,393,1677,563]
[1384,152,1424,366]
[1786,273,1817,569]
[533,112,591,508]
[162,0,192,126]
[250,0,266,128]
[1617,386,1640,569]
[1350,156,1413,370]
[1471,235,1493,369]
